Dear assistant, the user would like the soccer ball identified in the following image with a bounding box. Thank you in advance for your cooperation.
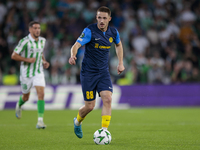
[93,129,112,145]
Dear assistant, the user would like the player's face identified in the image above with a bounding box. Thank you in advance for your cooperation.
[29,24,41,38]
[96,12,111,31]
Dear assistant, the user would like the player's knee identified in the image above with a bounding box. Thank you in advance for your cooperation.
[88,107,94,112]
[23,97,29,101]
[85,100,95,112]
[88,104,95,112]
[102,95,112,105]
[22,95,29,101]
[86,103,95,112]
[38,92,44,100]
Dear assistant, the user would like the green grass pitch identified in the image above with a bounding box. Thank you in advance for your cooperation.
[0,108,200,150]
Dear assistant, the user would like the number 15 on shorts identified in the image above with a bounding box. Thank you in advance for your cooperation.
[86,91,94,99]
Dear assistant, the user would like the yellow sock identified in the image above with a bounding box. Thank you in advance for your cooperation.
[77,113,85,123]
[102,115,111,129]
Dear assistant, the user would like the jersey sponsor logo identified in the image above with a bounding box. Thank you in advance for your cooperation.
[95,43,99,48]
[94,43,111,49]
[98,45,111,49]
[80,32,85,38]
[109,37,113,43]
[34,49,42,52]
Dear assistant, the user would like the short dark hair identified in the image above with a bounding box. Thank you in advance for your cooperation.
[29,21,40,28]
[97,6,111,16]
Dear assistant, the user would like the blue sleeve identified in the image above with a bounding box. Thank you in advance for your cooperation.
[114,28,120,44]
[76,28,91,46]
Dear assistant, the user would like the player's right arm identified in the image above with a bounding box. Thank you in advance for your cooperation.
[69,28,91,65]
[69,42,82,65]
[11,38,35,63]
[11,52,36,63]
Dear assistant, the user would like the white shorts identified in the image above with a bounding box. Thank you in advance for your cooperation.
[20,73,46,94]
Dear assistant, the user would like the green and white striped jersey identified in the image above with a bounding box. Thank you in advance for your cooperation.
[14,34,46,78]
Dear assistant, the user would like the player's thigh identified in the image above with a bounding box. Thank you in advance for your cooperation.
[80,74,99,101]
[32,73,46,87]
[33,74,45,99]
[97,72,113,95]
[20,76,33,94]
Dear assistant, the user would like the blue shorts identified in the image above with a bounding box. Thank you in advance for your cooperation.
[80,71,113,101]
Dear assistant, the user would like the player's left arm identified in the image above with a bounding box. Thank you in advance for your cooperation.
[115,41,125,74]
[114,28,125,75]
[42,54,50,69]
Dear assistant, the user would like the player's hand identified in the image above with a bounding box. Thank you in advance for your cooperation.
[117,64,125,75]
[43,60,50,69]
[26,58,36,63]
[69,56,77,65]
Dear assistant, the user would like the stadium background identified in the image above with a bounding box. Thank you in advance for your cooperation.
[0,0,200,110]
[1,1,200,150]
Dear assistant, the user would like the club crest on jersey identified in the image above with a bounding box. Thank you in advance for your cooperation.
[109,37,113,43]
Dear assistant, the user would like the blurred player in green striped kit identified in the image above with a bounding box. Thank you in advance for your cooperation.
[11,21,50,129]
